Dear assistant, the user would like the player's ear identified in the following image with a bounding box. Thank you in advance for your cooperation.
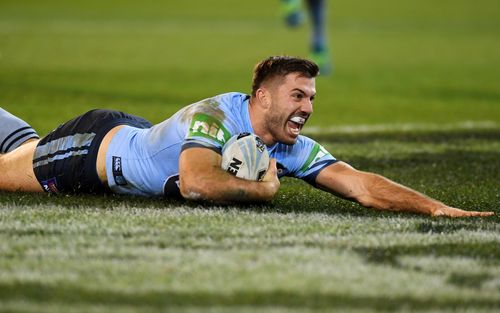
[256,87,272,109]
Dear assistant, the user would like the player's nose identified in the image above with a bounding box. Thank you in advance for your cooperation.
[302,98,313,115]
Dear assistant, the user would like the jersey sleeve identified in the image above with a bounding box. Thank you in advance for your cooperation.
[180,93,252,154]
[181,111,234,154]
[289,137,337,186]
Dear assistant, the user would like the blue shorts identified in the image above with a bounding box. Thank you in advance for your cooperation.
[33,109,152,194]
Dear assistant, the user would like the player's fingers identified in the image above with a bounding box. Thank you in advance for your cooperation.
[262,158,278,181]
[268,158,278,173]
[455,210,495,217]
[433,208,494,217]
[261,158,280,195]
[468,211,495,217]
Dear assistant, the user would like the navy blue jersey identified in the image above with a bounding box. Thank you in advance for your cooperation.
[105,92,337,197]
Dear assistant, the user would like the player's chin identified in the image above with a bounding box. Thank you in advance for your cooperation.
[282,128,300,144]
[281,137,298,145]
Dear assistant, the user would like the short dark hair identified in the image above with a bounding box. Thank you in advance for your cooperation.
[251,56,319,96]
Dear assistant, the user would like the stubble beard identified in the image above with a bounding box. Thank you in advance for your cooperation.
[265,105,296,145]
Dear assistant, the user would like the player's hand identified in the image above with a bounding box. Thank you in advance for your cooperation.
[432,206,495,217]
[261,158,280,199]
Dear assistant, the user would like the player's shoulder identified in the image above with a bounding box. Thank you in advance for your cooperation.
[271,134,336,180]
[188,92,248,117]
[183,92,250,148]
[270,135,318,161]
[206,92,248,106]
[272,134,333,164]
[216,92,249,112]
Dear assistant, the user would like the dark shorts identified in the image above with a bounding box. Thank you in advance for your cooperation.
[33,109,152,194]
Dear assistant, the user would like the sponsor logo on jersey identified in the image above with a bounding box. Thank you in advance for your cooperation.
[188,113,231,146]
[112,156,127,186]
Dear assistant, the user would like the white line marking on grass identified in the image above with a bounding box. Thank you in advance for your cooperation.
[303,121,499,135]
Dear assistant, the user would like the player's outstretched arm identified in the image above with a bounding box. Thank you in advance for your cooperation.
[315,162,494,217]
[179,147,280,203]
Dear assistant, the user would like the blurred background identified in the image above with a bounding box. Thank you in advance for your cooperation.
[0,0,499,135]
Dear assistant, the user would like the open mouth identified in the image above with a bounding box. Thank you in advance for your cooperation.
[287,116,306,136]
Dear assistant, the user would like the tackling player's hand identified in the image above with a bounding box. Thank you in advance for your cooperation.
[431,206,495,217]
[260,158,280,200]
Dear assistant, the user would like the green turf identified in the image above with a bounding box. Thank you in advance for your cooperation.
[0,0,499,312]
[0,130,498,313]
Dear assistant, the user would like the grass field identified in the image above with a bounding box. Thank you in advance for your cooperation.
[0,0,499,312]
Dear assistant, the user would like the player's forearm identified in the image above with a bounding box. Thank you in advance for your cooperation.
[179,168,278,203]
[179,148,279,204]
[357,173,445,215]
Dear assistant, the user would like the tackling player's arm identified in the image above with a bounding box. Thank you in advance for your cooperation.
[179,147,280,203]
[315,162,494,217]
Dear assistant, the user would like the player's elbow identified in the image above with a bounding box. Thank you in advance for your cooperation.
[349,172,382,209]
[179,174,227,203]
[352,173,389,210]
[355,193,377,209]
[179,177,209,201]
[179,185,203,201]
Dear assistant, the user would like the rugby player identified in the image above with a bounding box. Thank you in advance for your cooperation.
[0,56,493,217]
[282,0,331,74]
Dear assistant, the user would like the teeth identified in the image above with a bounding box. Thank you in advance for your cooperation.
[289,116,305,124]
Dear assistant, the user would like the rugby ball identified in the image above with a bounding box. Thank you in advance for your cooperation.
[221,133,269,181]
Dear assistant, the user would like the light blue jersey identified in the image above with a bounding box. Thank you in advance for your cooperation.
[105,92,337,197]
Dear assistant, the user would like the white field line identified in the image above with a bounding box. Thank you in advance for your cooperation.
[303,120,499,135]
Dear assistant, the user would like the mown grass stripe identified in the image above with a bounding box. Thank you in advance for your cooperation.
[0,282,499,310]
